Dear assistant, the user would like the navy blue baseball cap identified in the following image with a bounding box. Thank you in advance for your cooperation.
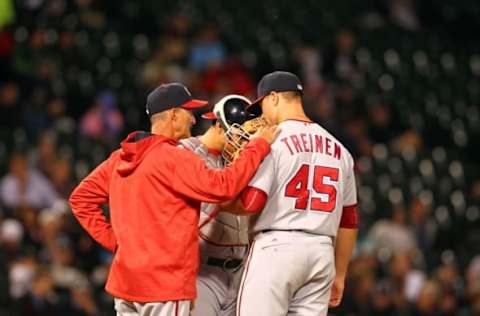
[146,83,208,117]
[247,71,303,111]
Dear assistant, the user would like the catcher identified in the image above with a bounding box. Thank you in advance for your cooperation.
[179,94,267,316]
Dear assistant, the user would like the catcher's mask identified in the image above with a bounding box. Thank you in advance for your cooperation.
[201,95,266,164]
[222,116,268,164]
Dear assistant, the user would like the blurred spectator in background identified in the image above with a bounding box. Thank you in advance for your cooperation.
[463,256,480,315]
[459,287,480,316]
[13,267,60,316]
[46,98,76,135]
[295,46,323,97]
[344,264,376,314]
[0,81,22,129]
[0,218,24,261]
[391,129,423,154]
[79,91,123,146]
[50,157,75,199]
[386,0,420,31]
[366,207,418,254]
[0,245,9,316]
[69,287,99,316]
[435,264,461,316]
[29,132,57,177]
[140,12,192,90]
[48,237,88,289]
[12,28,47,78]
[334,81,364,123]
[409,197,437,258]
[344,117,373,157]
[370,281,397,316]
[75,0,106,30]
[189,24,226,72]
[388,252,426,306]
[0,152,58,211]
[9,254,37,300]
[201,58,256,100]
[23,85,51,138]
[411,280,441,316]
[367,100,403,144]
[322,29,362,84]
[470,180,480,206]
[38,209,63,249]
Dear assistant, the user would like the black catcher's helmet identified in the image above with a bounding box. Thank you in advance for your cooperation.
[201,94,256,131]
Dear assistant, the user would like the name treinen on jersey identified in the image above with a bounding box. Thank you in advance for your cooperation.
[279,133,342,160]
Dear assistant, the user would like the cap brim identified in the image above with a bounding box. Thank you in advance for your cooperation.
[201,112,217,120]
[246,96,264,111]
[181,99,209,109]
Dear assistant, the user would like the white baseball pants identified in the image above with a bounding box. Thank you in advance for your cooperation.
[114,298,190,316]
[236,231,335,316]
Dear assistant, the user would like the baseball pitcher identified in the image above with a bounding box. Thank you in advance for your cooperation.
[224,72,359,316]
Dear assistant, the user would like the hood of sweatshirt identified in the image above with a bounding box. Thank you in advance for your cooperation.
[116,131,177,176]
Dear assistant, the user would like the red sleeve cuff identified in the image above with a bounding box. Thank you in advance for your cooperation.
[240,186,268,214]
[340,204,359,228]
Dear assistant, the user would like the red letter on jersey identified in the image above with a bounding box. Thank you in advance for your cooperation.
[314,135,323,153]
[334,143,341,160]
[300,133,310,152]
[290,135,303,153]
[285,164,310,210]
[310,166,339,212]
[280,137,294,155]
[325,138,332,156]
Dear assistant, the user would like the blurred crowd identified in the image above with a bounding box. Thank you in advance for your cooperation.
[0,0,479,315]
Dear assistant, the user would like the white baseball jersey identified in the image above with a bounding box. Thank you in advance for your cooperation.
[248,119,357,237]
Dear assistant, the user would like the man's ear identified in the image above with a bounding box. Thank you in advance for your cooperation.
[271,92,279,107]
[170,108,178,121]
[215,121,225,134]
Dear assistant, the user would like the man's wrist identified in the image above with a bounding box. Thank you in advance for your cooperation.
[335,271,347,280]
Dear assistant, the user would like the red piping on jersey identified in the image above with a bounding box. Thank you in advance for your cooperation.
[198,206,221,229]
[284,118,314,124]
[340,204,359,228]
[174,301,178,316]
[207,147,222,156]
[199,232,248,248]
[236,240,256,316]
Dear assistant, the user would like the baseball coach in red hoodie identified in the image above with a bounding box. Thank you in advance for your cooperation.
[69,83,278,316]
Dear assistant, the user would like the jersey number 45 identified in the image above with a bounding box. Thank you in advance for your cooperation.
[285,164,339,212]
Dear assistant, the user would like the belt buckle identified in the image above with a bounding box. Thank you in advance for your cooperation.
[222,257,240,272]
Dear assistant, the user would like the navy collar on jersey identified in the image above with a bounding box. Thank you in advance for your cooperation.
[283,118,314,124]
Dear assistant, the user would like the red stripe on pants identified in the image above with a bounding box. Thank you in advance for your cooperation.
[236,240,256,316]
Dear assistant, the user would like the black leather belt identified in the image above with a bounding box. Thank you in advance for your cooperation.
[206,257,243,270]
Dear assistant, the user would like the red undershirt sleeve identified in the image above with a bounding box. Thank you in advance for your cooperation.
[240,186,268,214]
[340,204,359,228]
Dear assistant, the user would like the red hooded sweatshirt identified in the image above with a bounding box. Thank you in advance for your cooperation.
[69,131,270,303]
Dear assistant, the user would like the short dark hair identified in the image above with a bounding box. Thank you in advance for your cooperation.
[149,110,170,125]
[279,91,302,101]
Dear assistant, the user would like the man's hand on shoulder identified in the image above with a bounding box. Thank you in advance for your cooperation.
[251,125,280,144]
